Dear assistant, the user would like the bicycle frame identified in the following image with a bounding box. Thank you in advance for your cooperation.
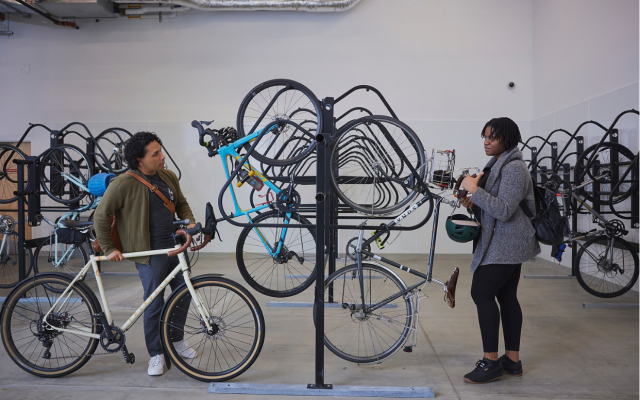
[216,128,295,258]
[41,247,215,338]
[352,195,452,313]
[60,172,101,212]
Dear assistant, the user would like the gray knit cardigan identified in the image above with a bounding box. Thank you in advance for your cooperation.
[469,146,541,272]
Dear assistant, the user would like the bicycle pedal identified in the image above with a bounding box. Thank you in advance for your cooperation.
[121,346,135,364]
[403,346,413,353]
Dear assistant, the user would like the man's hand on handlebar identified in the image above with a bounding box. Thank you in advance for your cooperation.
[106,249,124,262]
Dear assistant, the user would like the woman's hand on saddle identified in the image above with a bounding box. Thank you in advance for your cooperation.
[106,249,124,262]
[461,172,483,195]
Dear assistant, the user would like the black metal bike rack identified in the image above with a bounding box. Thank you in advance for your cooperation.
[523,110,639,280]
[212,86,439,392]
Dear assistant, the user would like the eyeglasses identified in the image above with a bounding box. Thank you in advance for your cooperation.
[483,136,499,142]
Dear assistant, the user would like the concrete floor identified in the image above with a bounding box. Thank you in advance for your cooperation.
[0,253,638,400]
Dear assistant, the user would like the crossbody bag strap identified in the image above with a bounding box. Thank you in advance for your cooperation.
[125,171,176,215]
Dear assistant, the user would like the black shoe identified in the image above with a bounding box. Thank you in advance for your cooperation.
[500,354,523,376]
[464,358,504,384]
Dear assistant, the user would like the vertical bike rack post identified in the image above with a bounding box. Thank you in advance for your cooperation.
[26,156,41,227]
[13,158,31,281]
[49,130,64,200]
[531,147,538,183]
[570,136,585,276]
[562,163,575,276]
[308,97,334,391]
[550,142,558,169]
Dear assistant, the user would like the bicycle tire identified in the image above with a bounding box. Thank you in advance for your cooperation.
[574,142,637,205]
[40,144,92,205]
[160,275,265,382]
[575,235,639,298]
[236,210,317,297]
[33,236,88,291]
[236,79,322,166]
[330,115,427,215]
[0,231,34,288]
[1,273,101,378]
[95,128,132,174]
[323,263,413,364]
[0,144,27,204]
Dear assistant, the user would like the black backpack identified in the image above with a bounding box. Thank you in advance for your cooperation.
[519,177,569,246]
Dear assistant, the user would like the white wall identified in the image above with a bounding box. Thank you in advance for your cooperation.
[0,0,534,257]
[532,0,639,119]
[0,0,637,267]
[530,0,639,272]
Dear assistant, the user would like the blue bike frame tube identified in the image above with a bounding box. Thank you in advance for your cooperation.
[216,120,315,229]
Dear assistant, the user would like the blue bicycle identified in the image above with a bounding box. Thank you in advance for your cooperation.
[193,119,318,297]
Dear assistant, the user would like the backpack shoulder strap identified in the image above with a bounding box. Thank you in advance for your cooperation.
[125,171,176,215]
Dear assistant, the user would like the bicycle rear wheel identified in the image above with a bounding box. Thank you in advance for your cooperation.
[330,116,427,216]
[33,236,88,290]
[323,263,413,364]
[0,231,34,288]
[0,144,27,204]
[1,274,101,378]
[575,235,639,298]
[161,276,265,382]
[236,210,317,297]
[40,144,92,204]
[236,79,321,166]
[95,128,132,174]
[574,142,637,205]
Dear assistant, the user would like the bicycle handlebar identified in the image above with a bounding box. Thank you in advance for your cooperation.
[190,234,211,251]
[169,222,202,257]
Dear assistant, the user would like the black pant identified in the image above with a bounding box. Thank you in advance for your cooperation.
[135,254,188,357]
[471,263,523,353]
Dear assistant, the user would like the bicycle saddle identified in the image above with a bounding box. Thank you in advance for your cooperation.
[59,220,94,229]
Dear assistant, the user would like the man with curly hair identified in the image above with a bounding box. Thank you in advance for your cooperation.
[94,131,197,376]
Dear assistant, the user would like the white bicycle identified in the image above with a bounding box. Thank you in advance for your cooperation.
[1,204,265,382]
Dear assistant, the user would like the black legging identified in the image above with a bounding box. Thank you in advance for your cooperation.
[471,263,523,353]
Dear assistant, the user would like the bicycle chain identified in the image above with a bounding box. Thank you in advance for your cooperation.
[37,318,123,360]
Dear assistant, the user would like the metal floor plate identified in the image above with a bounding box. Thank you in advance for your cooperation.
[208,383,435,398]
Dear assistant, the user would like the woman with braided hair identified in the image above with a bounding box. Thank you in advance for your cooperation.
[459,117,540,384]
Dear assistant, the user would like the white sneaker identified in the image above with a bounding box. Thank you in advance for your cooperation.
[148,354,165,376]
[173,339,197,359]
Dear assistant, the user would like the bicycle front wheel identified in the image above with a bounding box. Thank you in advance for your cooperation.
[0,231,33,288]
[236,210,317,297]
[161,276,265,382]
[40,144,92,204]
[1,274,101,378]
[236,79,322,166]
[33,236,88,283]
[323,263,414,364]
[575,235,639,298]
[330,116,427,216]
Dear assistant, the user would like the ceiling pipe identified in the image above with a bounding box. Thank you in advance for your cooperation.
[113,0,360,12]
[125,11,177,18]
[125,6,189,15]
[12,0,78,28]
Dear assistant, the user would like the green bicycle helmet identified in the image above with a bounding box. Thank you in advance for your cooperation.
[446,214,481,243]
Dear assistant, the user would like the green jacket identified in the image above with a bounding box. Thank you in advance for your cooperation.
[94,169,195,265]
